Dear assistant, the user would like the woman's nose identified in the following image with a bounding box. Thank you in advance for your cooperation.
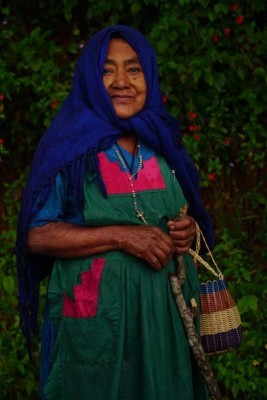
[112,69,130,88]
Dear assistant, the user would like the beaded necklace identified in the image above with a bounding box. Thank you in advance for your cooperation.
[114,143,148,224]
[115,141,136,175]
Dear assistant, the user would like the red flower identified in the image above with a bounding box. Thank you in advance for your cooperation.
[189,124,202,132]
[212,34,220,43]
[188,111,197,120]
[162,95,168,104]
[193,133,201,141]
[230,4,239,12]
[0,93,4,101]
[236,15,244,24]
[51,99,59,108]
[0,138,3,146]
[223,27,231,36]
[225,137,231,145]
[208,173,217,181]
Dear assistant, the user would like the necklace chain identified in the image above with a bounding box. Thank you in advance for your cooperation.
[115,143,148,225]
[115,141,137,174]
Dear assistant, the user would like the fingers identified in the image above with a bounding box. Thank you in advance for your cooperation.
[120,226,175,271]
[167,216,196,254]
[149,241,174,270]
[138,228,175,270]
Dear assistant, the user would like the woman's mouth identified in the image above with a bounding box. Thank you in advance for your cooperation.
[111,93,134,102]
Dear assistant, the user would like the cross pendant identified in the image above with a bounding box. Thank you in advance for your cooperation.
[136,210,147,224]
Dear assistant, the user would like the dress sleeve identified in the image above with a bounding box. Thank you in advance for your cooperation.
[29,172,85,228]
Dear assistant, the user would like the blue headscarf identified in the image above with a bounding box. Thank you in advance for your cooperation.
[16,25,214,346]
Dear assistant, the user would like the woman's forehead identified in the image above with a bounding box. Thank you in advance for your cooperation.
[105,38,140,62]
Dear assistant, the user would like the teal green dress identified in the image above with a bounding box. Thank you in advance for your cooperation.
[42,145,207,399]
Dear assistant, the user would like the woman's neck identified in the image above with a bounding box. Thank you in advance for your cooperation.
[117,133,138,155]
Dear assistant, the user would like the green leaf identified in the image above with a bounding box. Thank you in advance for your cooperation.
[214,3,229,14]
[180,73,188,83]
[253,67,266,76]
[207,11,216,21]
[3,276,15,295]
[204,72,214,86]
[63,0,78,22]
[131,3,140,15]
[198,0,210,7]
[178,0,190,5]
[26,380,35,396]
[156,40,169,54]
[193,69,202,83]
[237,295,258,315]
[232,383,240,398]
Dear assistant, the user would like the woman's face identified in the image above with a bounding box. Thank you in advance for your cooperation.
[103,38,147,119]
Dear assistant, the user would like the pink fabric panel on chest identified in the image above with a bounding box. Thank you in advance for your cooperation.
[98,152,166,195]
[63,258,105,318]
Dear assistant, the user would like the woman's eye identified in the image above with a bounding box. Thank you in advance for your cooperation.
[129,67,142,73]
[103,68,112,76]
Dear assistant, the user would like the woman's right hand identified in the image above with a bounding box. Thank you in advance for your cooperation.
[117,225,175,271]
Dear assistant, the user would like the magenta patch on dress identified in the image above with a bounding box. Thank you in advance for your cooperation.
[63,258,105,318]
[98,152,166,194]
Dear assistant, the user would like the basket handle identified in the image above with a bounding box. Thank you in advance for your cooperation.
[189,223,224,279]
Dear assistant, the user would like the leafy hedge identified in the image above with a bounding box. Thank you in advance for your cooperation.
[1,0,266,398]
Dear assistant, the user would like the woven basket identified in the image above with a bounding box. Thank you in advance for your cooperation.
[199,278,242,355]
[189,225,242,356]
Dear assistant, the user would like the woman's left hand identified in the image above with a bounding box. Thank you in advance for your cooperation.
[167,215,196,254]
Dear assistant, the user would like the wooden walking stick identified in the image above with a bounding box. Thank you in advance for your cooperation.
[169,205,222,400]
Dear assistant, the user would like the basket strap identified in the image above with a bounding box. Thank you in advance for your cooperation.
[189,222,224,279]
[191,223,201,263]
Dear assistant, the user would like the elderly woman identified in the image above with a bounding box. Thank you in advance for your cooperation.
[17,25,213,400]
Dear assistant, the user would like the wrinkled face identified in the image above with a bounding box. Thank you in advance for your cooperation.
[103,38,147,119]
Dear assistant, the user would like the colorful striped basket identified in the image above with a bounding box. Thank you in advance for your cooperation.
[189,225,242,356]
[199,278,242,355]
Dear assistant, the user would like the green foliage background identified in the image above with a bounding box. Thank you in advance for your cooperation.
[1,0,266,398]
